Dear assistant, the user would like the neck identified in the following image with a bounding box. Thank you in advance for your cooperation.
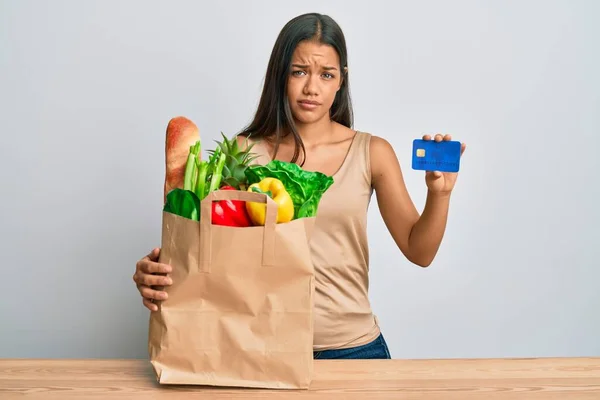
[291,116,334,146]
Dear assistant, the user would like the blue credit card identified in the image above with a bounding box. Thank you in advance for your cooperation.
[411,139,461,172]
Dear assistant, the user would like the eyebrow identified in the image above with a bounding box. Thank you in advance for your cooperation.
[292,64,338,71]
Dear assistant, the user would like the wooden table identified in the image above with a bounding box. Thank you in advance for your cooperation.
[1,357,599,399]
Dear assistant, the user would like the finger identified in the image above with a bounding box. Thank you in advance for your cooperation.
[146,247,160,260]
[139,273,172,287]
[422,134,432,141]
[140,285,169,301]
[141,261,172,275]
[443,134,452,141]
[143,298,158,312]
[136,255,172,275]
[427,170,442,178]
[133,272,166,292]
[460,142,466,155]
[434,134,443,142]
[138,248,160,266]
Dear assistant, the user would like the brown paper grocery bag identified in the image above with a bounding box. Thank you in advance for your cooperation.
[148,189,316,389]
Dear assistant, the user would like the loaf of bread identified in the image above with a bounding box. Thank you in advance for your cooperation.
[163,116,200,203]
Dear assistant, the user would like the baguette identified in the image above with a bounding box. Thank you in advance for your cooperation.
[163,116,200,203]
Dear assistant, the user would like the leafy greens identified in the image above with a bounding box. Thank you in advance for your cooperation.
[245,160,334,219]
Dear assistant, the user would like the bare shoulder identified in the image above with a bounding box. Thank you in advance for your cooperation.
[235,134,254,150]
[333,122,358,142]
[367,134,401,185]
[368,134,395,155]
[235,133,270,165]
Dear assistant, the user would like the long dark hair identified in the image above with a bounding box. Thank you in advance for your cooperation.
[238,13,353,164]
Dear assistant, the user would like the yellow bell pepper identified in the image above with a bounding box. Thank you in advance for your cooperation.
[246,177,294,225]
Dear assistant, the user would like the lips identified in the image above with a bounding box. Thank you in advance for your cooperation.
[298,100,321,105]
[297,99,321,110]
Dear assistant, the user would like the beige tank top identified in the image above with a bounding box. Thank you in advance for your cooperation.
[250,131,380,351]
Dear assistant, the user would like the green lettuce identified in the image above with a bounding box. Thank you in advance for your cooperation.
[163,188,200,221]
[245,160,334,219]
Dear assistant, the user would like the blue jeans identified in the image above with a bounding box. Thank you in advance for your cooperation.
[313,333,392,359]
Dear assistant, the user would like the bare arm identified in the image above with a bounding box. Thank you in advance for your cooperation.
[370,135,455,267]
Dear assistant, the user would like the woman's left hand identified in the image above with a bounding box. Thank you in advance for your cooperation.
[423,133,466,194]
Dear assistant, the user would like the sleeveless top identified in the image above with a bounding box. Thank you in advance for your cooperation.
[249,131,381,351]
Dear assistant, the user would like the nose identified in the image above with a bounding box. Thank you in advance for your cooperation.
[303,73,319,96]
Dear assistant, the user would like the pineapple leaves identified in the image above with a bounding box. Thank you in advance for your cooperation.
[205,132,259,190]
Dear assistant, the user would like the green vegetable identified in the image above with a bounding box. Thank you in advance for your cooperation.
[183,142,201,191]
[195,159,208,200]
[164,135,245,221]
[163,188,200,221]
[245,160,334,218]
[207,151,227,193]
[179,138,229,203]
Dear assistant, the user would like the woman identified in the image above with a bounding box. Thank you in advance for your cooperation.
[133,12,466,360]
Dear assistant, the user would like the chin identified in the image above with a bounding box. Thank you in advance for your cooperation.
[291,108,329,125]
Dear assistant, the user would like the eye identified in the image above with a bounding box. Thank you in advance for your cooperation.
[322,72,334,79]
[292,70,306,76]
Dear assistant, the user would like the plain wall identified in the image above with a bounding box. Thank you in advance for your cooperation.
[1,0,599,359]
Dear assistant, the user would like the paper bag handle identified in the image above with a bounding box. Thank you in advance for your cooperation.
[199,189,278,272]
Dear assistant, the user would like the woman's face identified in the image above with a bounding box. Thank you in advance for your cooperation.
[286,40,342,125]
